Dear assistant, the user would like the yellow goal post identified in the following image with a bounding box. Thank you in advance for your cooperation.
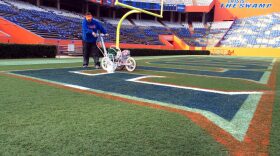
[114,0,164,48]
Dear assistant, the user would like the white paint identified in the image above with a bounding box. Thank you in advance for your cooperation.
[64,84,90,90]
[69,71,111,76]
[219,69,229,72]
[127,75,263,95]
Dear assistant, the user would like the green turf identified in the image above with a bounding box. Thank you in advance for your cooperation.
[133,70,270,91]
[137,57,273,71]
[0,74,227,155]
[0,58,81,66]
[269,59,280,156]
[0,56,279,155]
[137,60,221,72]
[0,63,81,71]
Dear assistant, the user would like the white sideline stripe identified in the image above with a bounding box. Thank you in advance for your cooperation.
[219,69,229,72]
[127,76,263,95]
[64,84,90,90]
[69,71,111,76]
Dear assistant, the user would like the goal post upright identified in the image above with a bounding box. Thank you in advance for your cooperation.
[114,0,164,48]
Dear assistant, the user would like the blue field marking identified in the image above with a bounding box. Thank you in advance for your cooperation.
[12,67,250,121]
[137,66,265,81]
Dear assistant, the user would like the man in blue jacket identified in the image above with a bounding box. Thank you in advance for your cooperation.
[82,12,108,68]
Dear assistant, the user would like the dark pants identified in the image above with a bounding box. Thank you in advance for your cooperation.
[83,41,101,66]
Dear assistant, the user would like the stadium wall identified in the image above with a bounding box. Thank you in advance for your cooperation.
[44,39,82,46]
[214,0,280,21]
[208,47,280,57]
[0,30,11,43]
[0,17,45,44]
[0,43,57,58]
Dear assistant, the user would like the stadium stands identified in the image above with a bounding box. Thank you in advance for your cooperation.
[210,21,233,29]
[0,0,171,44]
[220,13,280,48]
[3,0,278,48]
[7,0,47,12]
[132,19,164,27]
[0,0,172,45]
[206,21,233,47]
[42,6,83,19]
[167,21,233,47]
[189,22,207,46]
[196,0,213,6]
[163,21,184,28]
[0,0,9,5]
[119,0,213,6]
[0,0,82,40]
[102,19,172,45]
[192,22,206,29]
[103,18,133,26]
[121,0,193,6]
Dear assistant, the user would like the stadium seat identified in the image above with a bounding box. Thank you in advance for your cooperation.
[220,13,280,48]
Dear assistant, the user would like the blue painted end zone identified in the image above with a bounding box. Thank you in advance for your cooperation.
[12,67,249,121]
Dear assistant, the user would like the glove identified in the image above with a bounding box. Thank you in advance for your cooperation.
[92,32,97,37]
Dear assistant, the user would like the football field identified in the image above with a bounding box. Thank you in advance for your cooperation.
[0,56,279,155]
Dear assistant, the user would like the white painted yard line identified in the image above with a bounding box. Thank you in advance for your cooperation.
[69,71,110,76]
[127,75,263,95]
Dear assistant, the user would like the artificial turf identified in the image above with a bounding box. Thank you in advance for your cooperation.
[0,72,227,155]
[0,56,279,155]
[0,62,81,71]
[133,70,270,91]
[269,59,280,156]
